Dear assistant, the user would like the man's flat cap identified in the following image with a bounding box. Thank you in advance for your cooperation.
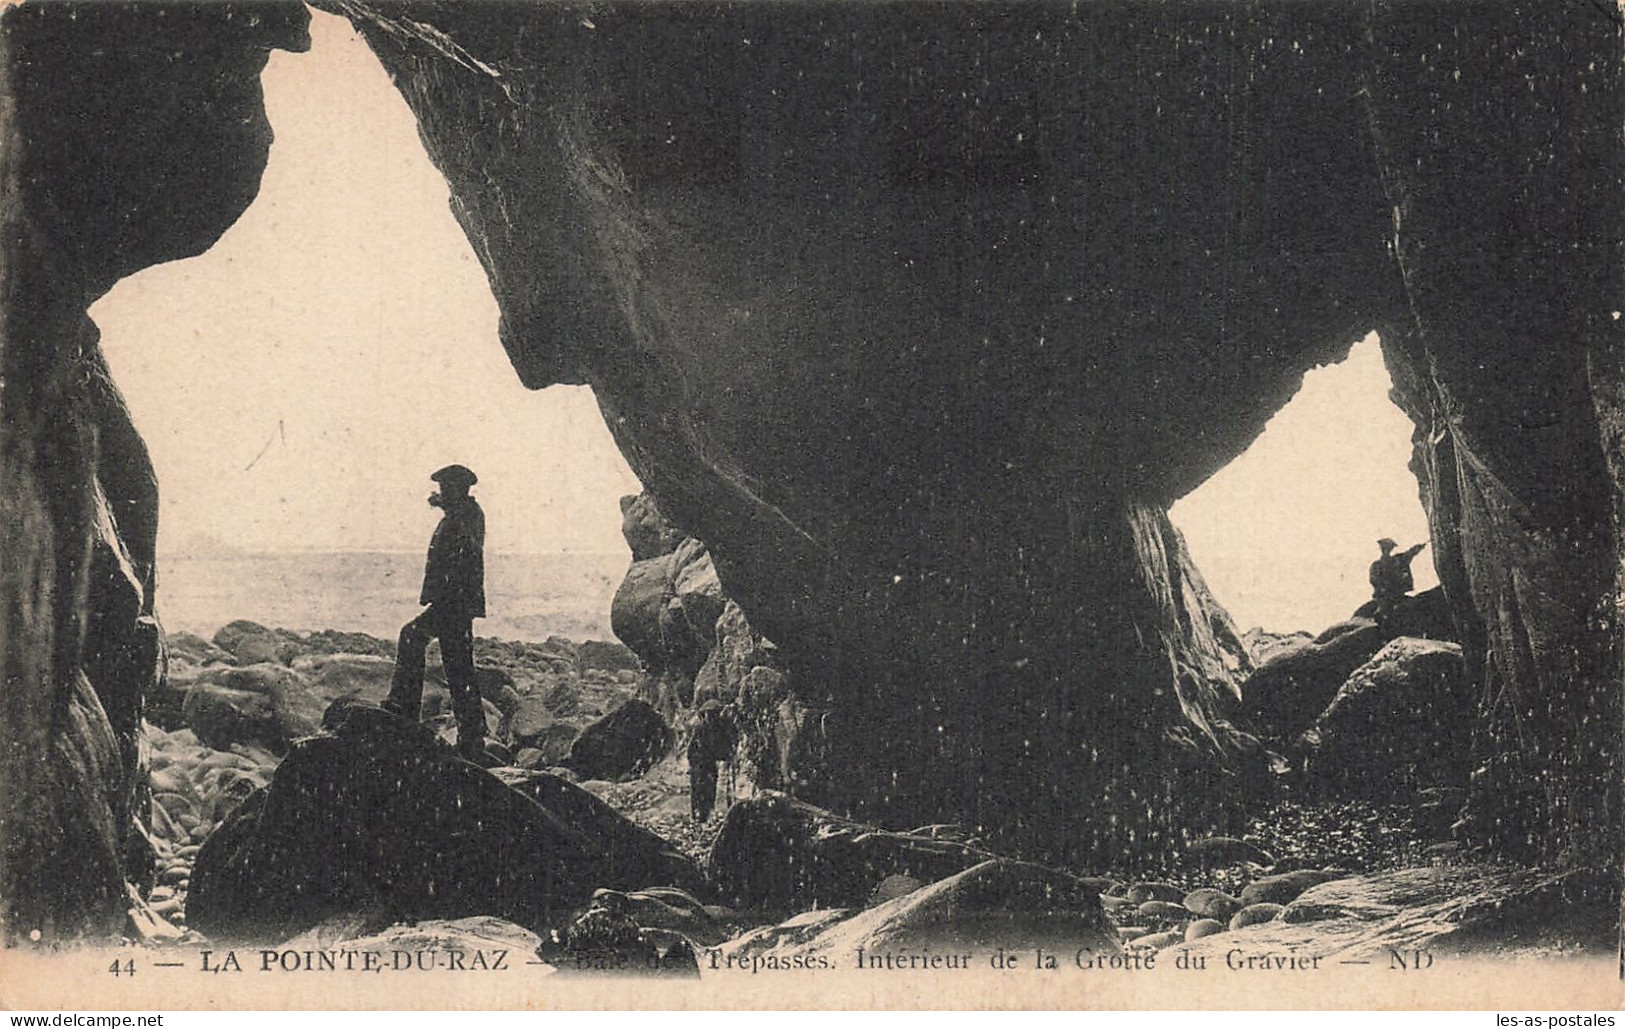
[1377,537,1397,549]
[431,464,478,488]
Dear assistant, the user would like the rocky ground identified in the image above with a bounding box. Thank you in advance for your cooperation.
[127,611,1614,969]
[138,619,717,941]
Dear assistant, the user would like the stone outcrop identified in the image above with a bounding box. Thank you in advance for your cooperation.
[609,491,801,786]
[188,700,703,942]
[1173,866,1617,961]
[610,491,788,712]
[707,792,1000,913]
[0,1,311,943]
[1240,620,1388,740]
[565,699,672,782]
[718,859,1120,965]
[320,0,1438,865]
[1240,585,1457,743]
[1297,639,1473,801]
[1361,9,1624,862]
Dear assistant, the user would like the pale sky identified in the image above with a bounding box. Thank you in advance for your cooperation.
[92,11,1431,635]
[1170,334,1438,634]
[93,11,643,559]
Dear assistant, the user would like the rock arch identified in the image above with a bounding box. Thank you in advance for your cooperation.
[1,1,1618,941]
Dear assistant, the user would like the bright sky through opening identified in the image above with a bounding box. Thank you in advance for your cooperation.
[94,11,643,561]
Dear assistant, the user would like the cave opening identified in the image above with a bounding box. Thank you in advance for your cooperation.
[89,9,643,646]
[4,0,1619,960]
[1169,332,1437,641]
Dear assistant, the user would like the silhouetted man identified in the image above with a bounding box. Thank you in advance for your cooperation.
[687,702,736,822]
[1369,537,1425,628]
[383,464,488,759]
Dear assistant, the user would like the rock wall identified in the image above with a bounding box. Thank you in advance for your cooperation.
[1364,6,1624,863]
[0,1,310,943]
[318,0,1621,866]
[610,493,726,711]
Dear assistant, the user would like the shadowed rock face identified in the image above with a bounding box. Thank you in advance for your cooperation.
[0,1,310,942]
[188,704,703,942]
[322,0,1622,864]
[2,1,1621,940]
[1364,7,1623,862]
[324,0,1337,862]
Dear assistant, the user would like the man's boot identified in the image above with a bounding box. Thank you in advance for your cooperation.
[455,732,485,763]
[450,685,489,763]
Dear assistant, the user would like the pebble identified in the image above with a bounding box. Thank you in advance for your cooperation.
[1228,903,1285,930]
[1136,900,1189,923]
[154,792,197,820]
[1129,930,1183,951]
[1239,870,1341,906]
[144,724,277,859]
[1099,895,1137,918]
[1077,876,1122,896]
[1115,925,1149,941]
[1183,887,1243,922]
[1126,881,1183,905]
[1187,836,1277,867]
[1185,918,1225,941]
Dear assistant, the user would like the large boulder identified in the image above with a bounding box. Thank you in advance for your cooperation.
[577,640,641,674]
[1174,866,1616,963]
[611,534,720,684]
[611,493,791,720]
[1352,586,1456,642]
[718,859,1120,963]
[211,620,298,667]
[181,664,318,753]
[1297,639,1473,800]
[1238,619,1388,739]
[167,631,232,666]
[187,700,704,942]
[566,700,672,781]
[693,601,778,708]
[707,792,996,912]
[620,491,687,562]
[290,653,398,708]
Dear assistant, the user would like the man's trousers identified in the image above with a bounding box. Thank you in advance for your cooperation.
[383,603,487,754]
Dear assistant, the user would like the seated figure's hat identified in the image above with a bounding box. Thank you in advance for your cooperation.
[431,464,478,488]
[1377,537,1397,549]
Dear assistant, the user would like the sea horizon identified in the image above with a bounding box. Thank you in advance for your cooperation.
[156,549,631,645]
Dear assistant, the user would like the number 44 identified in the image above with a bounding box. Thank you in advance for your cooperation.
[108,959,136,976]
